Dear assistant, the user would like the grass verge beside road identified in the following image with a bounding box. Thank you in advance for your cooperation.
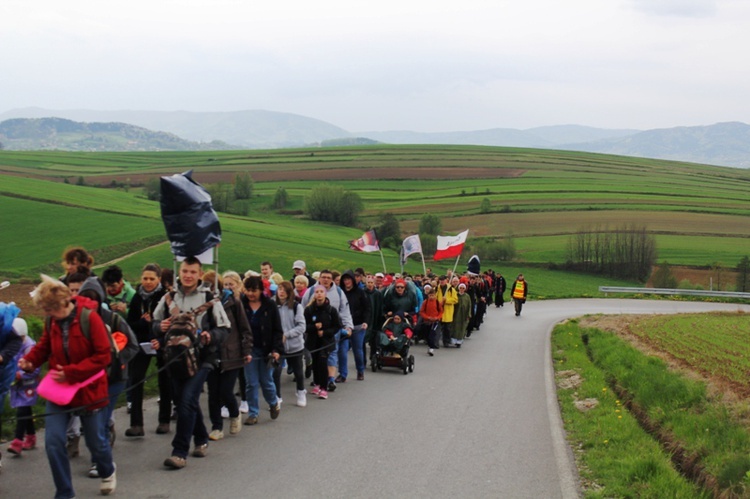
[553,313,750,498]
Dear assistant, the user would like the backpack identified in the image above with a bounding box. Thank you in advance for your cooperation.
[45,307,124,382]
[162,291,217,380]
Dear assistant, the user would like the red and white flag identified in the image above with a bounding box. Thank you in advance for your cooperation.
[433,230,468,261]
[349,230,380,253]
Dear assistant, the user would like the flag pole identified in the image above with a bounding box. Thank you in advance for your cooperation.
[451,253,461,276]
[379,249,387,274]
[421,252,427,275]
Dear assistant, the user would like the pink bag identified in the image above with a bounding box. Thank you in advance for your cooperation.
[37,369,105,406]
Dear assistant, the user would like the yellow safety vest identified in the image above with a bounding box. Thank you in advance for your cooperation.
[512,281,526,299]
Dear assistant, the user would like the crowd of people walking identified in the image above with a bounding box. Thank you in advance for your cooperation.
[1,246,529,498]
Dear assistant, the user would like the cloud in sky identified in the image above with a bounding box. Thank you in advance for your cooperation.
[1,0,748,132]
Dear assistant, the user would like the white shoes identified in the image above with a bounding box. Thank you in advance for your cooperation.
[296,389,307,407]
[100,464,116,495]
[239,401,249,414]
[221,406,230,419]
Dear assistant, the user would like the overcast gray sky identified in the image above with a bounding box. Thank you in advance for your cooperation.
[1,0,747,132]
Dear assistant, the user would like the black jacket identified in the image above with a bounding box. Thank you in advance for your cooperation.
[241,294,283,357]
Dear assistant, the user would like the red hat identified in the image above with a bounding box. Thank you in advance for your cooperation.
[395,278,406,287]
[383,275,394,286]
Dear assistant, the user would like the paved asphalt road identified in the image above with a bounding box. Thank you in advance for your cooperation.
[2,299,749,498]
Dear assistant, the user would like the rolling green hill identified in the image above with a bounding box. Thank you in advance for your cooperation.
[1,145,748,290]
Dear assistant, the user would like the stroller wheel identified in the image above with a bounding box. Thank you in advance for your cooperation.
[408,355,415,373]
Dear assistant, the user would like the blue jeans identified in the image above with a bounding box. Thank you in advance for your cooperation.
[244,348,278,418]
[350,325,366,374]
[106,380,126,425]
[337,336,350,379]
[170,366,211,459]
[45,402,114,499]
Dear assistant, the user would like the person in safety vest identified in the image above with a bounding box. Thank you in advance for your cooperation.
[510,274,528,317]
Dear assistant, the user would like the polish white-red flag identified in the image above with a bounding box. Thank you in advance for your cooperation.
[348,230,380,253]
[433,230,469,261]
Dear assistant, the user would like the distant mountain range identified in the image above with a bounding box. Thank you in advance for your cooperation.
[0,117,236,152]
[1,107,749,168]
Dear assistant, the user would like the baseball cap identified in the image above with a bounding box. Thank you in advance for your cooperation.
[293,260,305,270]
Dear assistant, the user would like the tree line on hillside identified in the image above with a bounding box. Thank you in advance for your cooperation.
[138,174,749,283]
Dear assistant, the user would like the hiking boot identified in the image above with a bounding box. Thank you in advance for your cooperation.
[296,390,307,407]
[22,434,36,450]
[156,423,170,434]
[318,389,328,400]
[244,416,258,426]
[192,443,208,458]
[7,439,23,455]
[164,455,186,469]
[125,426,144,437]
[208,429,224,441]
[239,401,249,414]
[270,402,281,420]
[67,435,80,458]
[100,465,116,495]
[230,416,242,435]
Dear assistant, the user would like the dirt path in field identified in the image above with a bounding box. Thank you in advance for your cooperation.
[91,240,170,270]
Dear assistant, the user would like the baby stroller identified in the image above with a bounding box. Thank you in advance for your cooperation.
[371,312,415,375]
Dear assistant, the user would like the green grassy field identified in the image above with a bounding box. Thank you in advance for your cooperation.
[553,313,750,497]
[1,145,748,283]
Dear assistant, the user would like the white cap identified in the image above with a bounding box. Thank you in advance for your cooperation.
[12,317,28,337]
[293,260,305,270]
[375,272,384,278]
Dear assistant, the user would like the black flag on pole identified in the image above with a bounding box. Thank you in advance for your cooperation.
[159,170,222,258]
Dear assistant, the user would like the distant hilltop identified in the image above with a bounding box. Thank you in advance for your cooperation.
[1,108,749,168]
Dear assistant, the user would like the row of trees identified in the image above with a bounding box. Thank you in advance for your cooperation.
[566,224,656,281]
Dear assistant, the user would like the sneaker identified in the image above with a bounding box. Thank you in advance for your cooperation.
[164,455,186,469]
[318,389,328,400]
[296,390,307,407]
[7,439,23,455]
[357,373,364,381]
[244,416,258,426]
[192,443,208,458]
[239,401,249,414]
[327,380,337,392]
[100,466,116,495]
[277,397,283,405]
[230,416,242,435]
[310,385,321,396]
[125,426,144,437]
[22,434,36,450]
[335,375,346,383]
[220,406,230,419]
[208,429,224,441]
[156,423,170,434]
[270,402,281,420]
[88,463,100,478]
[428,348,434,356]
